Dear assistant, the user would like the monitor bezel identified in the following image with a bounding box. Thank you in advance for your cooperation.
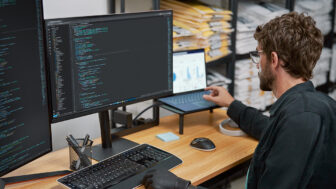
[1,0,52,177]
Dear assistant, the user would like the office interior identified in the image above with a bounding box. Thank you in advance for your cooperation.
[1,0,336,188]
[45,0,336,152]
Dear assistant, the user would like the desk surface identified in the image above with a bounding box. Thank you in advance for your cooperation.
[4,109,258,188]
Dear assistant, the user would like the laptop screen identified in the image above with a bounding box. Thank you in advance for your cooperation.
[173,49,206,94]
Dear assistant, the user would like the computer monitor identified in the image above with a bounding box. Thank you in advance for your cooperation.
[0,0,51,178]
[44,10,173,122]
[44,10,173,160]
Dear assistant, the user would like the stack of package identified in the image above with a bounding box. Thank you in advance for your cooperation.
[295,0,333,35]
[233,1,286,109]
[172,20,200,51]
[312,48,332,87]
[236,1,289,54]
[234,59,276,110]
[161,0,233,62]
[206,68,232,90]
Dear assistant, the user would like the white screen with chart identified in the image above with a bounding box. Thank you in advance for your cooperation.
[173,50,206,94]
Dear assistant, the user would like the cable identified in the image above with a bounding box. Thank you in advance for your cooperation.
[219,118,246,137]
[2,170,72,184]
[132,102,162,125]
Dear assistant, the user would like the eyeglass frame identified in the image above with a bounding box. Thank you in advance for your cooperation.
[249,50,263,64]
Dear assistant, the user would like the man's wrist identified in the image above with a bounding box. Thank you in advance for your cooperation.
[227,100,247,125]
[226,98,235,107]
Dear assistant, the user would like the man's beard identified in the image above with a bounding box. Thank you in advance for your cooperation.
[258,62,275,91]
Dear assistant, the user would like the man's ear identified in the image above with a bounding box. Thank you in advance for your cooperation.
[271,51,279,69]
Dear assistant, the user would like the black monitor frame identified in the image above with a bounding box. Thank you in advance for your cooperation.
[44,10,173,160]
[0,0,59,183]
[44,10,173,124]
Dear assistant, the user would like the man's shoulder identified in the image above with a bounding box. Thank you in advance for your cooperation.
[280,90,336,117]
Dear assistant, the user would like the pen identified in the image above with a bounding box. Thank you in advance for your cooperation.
[66,136,91,167]
[68,134,80,147]
[82,134,90,146]
[75,134,91,169]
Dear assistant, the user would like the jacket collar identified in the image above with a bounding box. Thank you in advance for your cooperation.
[269,81,315,116]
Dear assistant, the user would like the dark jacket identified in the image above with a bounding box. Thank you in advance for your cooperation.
[227,81,336,189]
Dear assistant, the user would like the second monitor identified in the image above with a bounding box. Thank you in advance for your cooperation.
[45,10,173,123]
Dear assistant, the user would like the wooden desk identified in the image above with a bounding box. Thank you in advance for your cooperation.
[4,109,258,188]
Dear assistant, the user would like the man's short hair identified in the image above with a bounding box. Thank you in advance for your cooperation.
[254,12,323,80]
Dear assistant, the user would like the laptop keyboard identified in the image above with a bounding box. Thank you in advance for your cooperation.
[168,91,214,105]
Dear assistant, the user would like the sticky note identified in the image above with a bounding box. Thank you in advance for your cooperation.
[156,132,180,142]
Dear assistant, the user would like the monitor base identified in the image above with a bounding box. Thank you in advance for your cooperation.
[92,137,138,161]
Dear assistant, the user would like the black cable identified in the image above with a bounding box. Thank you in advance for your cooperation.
[2,170,72,184]
[132,102,162,124]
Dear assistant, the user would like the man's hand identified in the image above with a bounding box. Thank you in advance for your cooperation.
[142,170,190,189]
[203,86,234,107]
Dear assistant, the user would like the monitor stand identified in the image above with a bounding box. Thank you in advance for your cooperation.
[92,110,138,161]
[92,137,138,161]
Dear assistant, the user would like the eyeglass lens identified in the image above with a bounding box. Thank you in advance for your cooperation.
[250,52,260,64]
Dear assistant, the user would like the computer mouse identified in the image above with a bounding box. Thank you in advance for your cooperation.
[190,137,216,151]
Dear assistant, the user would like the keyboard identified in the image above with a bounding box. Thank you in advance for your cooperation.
[169,91,211,104]
[57,144,182,189]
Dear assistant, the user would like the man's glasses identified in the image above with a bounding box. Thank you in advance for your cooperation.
[249,50,263,64]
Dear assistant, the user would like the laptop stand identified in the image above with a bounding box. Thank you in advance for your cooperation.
[160,104,215,134]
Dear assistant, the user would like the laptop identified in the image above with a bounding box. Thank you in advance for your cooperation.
[158,49,217,112]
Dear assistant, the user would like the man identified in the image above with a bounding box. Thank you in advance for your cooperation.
[143,12,336,189]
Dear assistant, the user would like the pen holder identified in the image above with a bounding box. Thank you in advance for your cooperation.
[68,138,93,171]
